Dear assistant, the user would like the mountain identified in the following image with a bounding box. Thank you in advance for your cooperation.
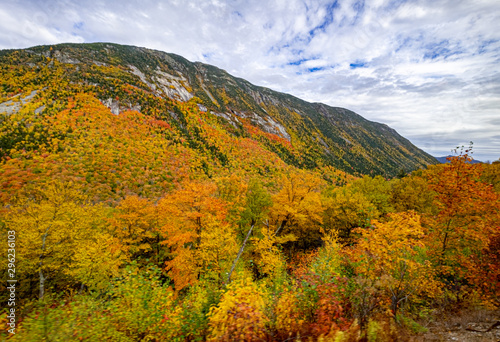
[435,156,483,164]
[0,42,436,182]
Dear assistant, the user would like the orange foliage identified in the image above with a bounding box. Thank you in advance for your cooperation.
[158,180,236,290]
[423,154,500,295]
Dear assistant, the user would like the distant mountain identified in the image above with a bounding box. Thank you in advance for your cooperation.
[435,156,483,164]
[0,42,438,177]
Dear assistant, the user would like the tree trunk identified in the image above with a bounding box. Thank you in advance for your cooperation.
[227,224,254,284]
[39,226,50,300]
[39,269,45,299]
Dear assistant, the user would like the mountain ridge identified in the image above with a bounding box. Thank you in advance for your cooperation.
[435,155,483,164]
[0,42,437,176]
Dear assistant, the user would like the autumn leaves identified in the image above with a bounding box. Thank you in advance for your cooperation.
[1,149,499,341]
[0,53,499,341]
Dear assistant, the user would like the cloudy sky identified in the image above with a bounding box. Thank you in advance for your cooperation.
[1,0,499,161]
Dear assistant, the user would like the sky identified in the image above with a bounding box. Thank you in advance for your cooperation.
[1,0,499,161]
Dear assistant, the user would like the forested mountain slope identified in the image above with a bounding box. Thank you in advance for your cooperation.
[0,42,436,179]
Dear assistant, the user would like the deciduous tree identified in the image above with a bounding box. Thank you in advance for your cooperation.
[423,153,500,297]
[350,212,438,317]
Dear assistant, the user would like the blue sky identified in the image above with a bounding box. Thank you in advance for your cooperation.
[1,0,499,161]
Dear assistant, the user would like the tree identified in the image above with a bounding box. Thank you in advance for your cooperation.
[350,212,438,318]
[208,278,268,342]
[2,181,120,299]
[322,186,375,244]
[349,175,394,215]
[158,180,237,290]
[226,178,272,284]
[108,195,161,265]
[250,223,296,280]
[198,215,238,284]
[390,173,435,214]
[267,170,325,251]
[423,154,500,295]
[481,161,500,193]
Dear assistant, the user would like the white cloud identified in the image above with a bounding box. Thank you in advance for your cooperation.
[0,0,499,161]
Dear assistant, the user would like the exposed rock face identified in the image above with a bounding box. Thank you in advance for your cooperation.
[128,65,156,91]
[102,98,120,115]
[53,50,80,64]
[0,90,39,115]
[40,49,81,64]
[230,110,291,141]
[154,70,193,102]
[102,98,141,115]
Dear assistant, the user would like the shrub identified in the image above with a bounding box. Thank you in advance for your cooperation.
[208,278,268,341]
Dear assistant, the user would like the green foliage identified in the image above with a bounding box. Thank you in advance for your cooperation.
[179,282,222,341]
[365,319,399,342]
[396,314,428,334]
[310,233,344,282]
[239,178,273,234]
[349,175,395,215]
[390,174,436,213]
[5,294,130,342]
[105,264,183,341]
[323,185,376,243]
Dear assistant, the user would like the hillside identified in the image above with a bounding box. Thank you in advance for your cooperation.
[0,43,499,342]
[0,42,436,180]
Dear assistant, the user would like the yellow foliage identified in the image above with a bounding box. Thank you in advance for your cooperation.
[350,212,440,315]
[322,186,375,243]
[108,195,158,259]
[275,289,305,337]
[310,231,343,281]
[159,180,236,289]
[67,231,124,291]
[1,181,123,296]
[208,278,268,341]
[269,169,325,248]
[251,224,296,279]
[198,215,238,283]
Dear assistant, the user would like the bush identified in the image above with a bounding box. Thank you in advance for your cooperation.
[208,278,268,341]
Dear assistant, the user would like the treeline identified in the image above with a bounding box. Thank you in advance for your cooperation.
[1,153,499,341]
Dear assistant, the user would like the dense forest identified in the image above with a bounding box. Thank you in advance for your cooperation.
[0,46,499,341]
